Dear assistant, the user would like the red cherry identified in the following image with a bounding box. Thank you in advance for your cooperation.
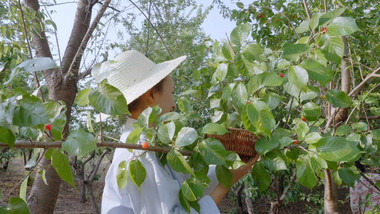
[292,15,296,18]
[321,27,328,34]
[293,140,299,144]
[302,117,306,122]
[247,101,251,104]
[142,142,149,149]
[259,14,263,18]
[276,19,279,22]
[279,73,284,78]
[206,48,209,51]
[45,124,52,131]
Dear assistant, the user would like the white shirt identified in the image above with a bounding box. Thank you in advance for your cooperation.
[101,118,220,214]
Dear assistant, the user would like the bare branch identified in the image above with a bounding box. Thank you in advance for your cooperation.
[66,0,111,79]
[349,64,380,97]
[128,0,173,58]
[1,141,193,156]
[302,0,311,20]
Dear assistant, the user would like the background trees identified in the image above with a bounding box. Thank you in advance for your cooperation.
[1,0,379,213]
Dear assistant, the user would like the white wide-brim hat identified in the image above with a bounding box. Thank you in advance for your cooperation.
[92,50,186,104]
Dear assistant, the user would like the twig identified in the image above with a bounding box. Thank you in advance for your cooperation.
[279,169,297,201]
[89,150,108,182]
[285,97,294,128]
[66,0,111,79]
[1,141,193,156]
[42,3,62,68]
[128,0,173,59]
[348,65,380,97]
[359,172,380,194]
[17,0,46,102]
[302,0,311,20]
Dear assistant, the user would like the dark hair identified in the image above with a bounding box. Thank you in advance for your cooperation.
[127,78,166,112]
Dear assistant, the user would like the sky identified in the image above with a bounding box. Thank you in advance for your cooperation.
[47,0,245,59]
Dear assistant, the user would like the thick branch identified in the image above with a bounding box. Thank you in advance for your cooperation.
[65,0,111,79]
[1,141,193,156]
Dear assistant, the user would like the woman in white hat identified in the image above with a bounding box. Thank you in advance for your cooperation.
[98,50,259,214]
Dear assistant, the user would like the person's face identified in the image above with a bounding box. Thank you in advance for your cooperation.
[152,76,176,114]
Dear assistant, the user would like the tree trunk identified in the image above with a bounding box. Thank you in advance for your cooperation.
[324,36,351,214]
[23,0,92,213]
[244,184,255,214]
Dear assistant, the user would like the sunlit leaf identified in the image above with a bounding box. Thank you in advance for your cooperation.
[167,149,194,175]
[316,136,362,162]
[326,89,352,108]
[52,149,75,187]
[62,129,97,156]
[129,159,146,189]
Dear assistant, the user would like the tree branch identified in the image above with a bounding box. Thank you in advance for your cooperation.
[1,141,193,156]
[349,65,380,97]
[128,0,173,58]
[65,0,111,79]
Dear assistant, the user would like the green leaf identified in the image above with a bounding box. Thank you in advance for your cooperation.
[372,129,380,141]
[86,111,94,133]
[138,107,152,127]
[158,112,185,123]
[320,35,344,63]
[167,149,194,175]
[310,13,321,30]
[288,66,309,90]
[117,161,128,190]
[336,125,352,136]
[51,111,67,141]
[319,8,346,26]
[129,159,146,189]
[201,123,229,135]
[302,102,321,121]
[283,82,301,97]
[296,155,317,189]
[230,23,252,46]
[316,136,362,162]
[13,95,48,127]
[62,129,97,156]
[326,89,352,108]
[305,132,322,144]
[242,44,265,62]
[299,59,333,84]
[157,122,175,144]
[300,86,320,102]
[181,181,197,201]
[44,101,65,120]
[212,63,228,83]
[0,126,15,147]
[255,136,279,155]
[263,93,282,110]
[5,57,58,84]
[89,81,129,116]
[282,43,311,61]
[296,20,310,33]
[19,173,28,201]
[198,139,227,166]
[247,101,275,137]
[179,189,191,213]
[232,83,248,111]
[216,165,233,188]
[351,122,368,131]
[338,166,360,186]
[328,17,360,36]
[176,127,198,147]
[126,127,143,144]
[251,162,271,192]
[52,149,75,187]
[296,121,310,140]
[222,41,234,60]
[75,88,91,106]
[3,197,30,214]
[178,97,193,113]
[247,72,283,94]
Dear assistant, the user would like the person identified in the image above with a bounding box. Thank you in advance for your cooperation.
[97,50,259,214]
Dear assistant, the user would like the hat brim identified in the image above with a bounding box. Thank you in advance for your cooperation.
[93,50,186,104]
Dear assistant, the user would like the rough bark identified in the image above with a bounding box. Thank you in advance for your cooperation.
[324,36,351,214]
[23,0,92,213]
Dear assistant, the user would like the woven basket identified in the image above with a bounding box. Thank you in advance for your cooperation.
[205,128,259,162]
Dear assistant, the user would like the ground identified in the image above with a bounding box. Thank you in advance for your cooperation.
[1,157,352,213]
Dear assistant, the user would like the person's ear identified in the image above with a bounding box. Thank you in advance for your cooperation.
[143,89,156,105]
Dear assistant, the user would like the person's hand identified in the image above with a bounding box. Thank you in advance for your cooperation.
[209,153,260,205]
[231,153,260,184]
